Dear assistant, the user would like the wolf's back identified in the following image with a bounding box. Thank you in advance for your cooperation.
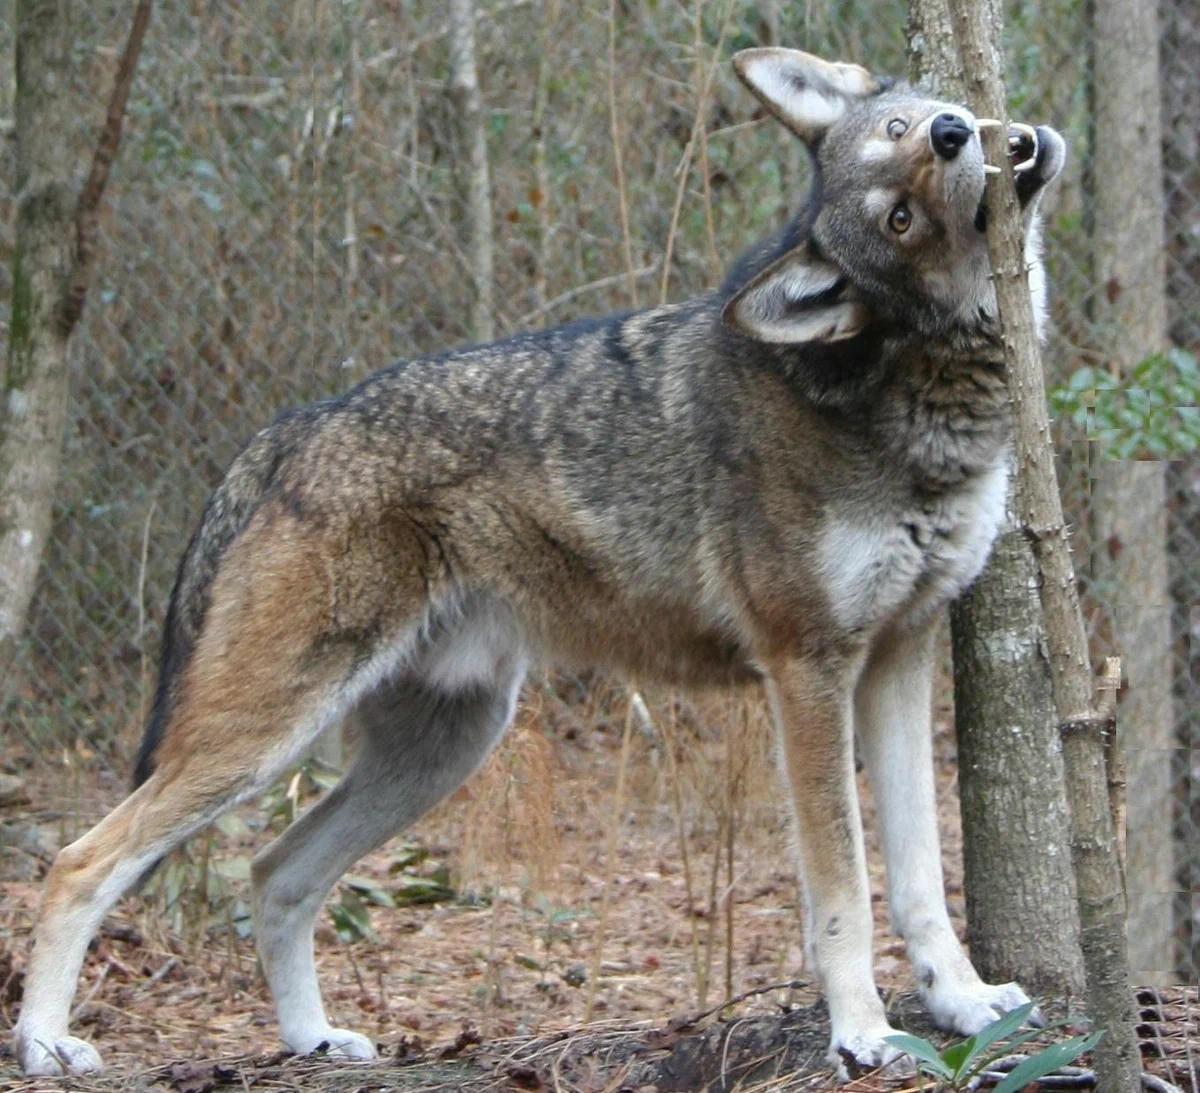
[132,408,317,786]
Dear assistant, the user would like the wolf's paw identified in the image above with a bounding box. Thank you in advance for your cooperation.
[290,1027,378,1060]
[925,979,1044,1037]
[17,1033,104,1076]
[826,1025,913,1082]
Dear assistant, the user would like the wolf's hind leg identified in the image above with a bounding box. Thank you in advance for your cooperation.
[252,672,524,1058]
[14,754,297,1076]
[15,510,404,1077]
[856,622,1039,1036]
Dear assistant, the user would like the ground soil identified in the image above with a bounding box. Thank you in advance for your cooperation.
[1,678,1196,1091]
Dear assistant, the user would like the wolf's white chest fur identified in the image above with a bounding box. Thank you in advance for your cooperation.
[818,460,1009,634]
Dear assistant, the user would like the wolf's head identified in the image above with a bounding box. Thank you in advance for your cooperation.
[723,48,1065,346]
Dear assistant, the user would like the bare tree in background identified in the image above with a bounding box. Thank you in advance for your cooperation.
[1089,0,1176,983]
[1162,0,1199,351]
[907,0,1083,995]
[448,0,496,342]
[0,0,153,692]
[946,0,1142,1086]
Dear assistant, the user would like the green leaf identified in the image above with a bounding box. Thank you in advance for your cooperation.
[993,1031,1104,1093]
[211,855,251,882]
[881,1034,953,1079]
[993,1021,1072,1056]
[1169,347,1198,375]
[306,762,342,791]
[230,900,254,939]
[967,1001,1039,1062]
[1067,366,1097,392]
[214,812,252,838]
[941,1036,976,1078]
[392,874,456,906]
[344,874,395,907]
[390,844,430,872]
[943,1000,1043,1081]
[330,888,376,943]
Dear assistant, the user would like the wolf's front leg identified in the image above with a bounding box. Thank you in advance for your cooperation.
[767,655,903,1079]
[855,622,1039,1035]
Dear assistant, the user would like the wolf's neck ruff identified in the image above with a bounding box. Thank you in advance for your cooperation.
[880,340,1012,490]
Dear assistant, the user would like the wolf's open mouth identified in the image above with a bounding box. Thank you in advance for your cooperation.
[973,122,1057,231]
[1008,124,1038,174]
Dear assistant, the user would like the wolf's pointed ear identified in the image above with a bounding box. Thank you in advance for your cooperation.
[722,243,867,345]
[733,48,882,145]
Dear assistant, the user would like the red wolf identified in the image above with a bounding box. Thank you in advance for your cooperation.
[15,47,1064,1079]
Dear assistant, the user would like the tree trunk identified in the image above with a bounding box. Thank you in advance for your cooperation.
[448,0,495,343]
[1089,0,1175,983]
[907,0,1084,996]
[0,1,77,684]
[951,513,1085,993]
[0,0,151,693]
[946,0,1143,1086]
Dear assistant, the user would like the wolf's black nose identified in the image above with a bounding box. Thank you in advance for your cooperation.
[930,113,972,159]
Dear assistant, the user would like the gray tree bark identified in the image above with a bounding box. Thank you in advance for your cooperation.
[448,0,495,343]
[907,0,1084,996]
[0,0,152,692]
[1089,0,1176,985]
[951,515,1086,993]
[946,0,1142,1086]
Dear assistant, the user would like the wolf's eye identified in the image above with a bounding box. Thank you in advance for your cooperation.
[887,118,908,139]
[888,203,912,234]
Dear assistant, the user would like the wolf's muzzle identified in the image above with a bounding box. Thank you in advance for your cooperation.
[930,113,973,160]
[1014,125,1066,207]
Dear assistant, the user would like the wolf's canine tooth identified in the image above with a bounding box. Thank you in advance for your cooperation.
[1007,121,1039,173]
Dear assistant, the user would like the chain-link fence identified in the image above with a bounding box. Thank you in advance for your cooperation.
[1,0,1196,982]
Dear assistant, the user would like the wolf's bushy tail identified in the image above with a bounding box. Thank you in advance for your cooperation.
[132,410,314,787]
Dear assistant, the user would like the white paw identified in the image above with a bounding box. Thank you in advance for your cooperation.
[827,1025,912,1082]
[925,978,1043,1037]
[289,1027,377,1060]
[17,1032,104,1076]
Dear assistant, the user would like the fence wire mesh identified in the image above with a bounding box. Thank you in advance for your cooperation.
[0,0,1196,993]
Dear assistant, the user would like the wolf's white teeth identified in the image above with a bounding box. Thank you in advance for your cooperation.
[1007,122,1039,172]
[982,164,1002,175]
